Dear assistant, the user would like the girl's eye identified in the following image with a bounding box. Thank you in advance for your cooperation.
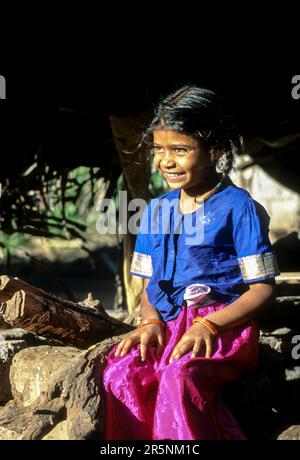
[152,147,164,154]
[174,148,188,154]
[152,146,190,155]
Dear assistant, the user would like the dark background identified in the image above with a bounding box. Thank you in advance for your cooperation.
[1,56,300,303]
[1,61,299,168]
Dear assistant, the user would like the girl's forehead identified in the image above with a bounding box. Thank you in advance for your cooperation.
[153,130,198,146]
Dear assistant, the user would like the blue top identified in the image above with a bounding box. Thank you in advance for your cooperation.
[130,181,280,322]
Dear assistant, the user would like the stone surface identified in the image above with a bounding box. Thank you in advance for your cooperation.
[277,425,300,440]
[265,327,292,336]
[259,328,297,363]
[0,328,48,344]
[0,339,29,364]
[0,426,22,440]
[10,345,81,406]
[260,334,283,353]
[42,420,69,440]
[0,336,120,440]
[0,340,31,404]
[0,406,22,439]
[0,362,12,405]
[285,366,300,381]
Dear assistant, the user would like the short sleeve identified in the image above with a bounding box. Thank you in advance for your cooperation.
[129,204,153,278]
[232,197,280,283]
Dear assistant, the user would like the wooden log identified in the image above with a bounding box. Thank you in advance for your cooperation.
[0,276,134,349]
[0,290,133,348]
[0,336,122,440]
[0,275,48,303]
[1,275,85,305]
[0,314,10,330]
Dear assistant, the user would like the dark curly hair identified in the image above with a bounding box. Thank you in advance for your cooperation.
[145,85,243,175]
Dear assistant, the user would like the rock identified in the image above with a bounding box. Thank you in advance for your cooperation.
[260,334,283,353]
[285,366,300,381]
[42,421,69,440]
[265,327,292,336]
[10,346,81,407]
[0,339,29,363]
[0,362,12,405]
[0,406,22,439]
[0,426,22,440]
[0,329,53,404]
[0,340,31,404]
[0,336,121,440]
[0,328,48,344]
[277,425,300,440]
[259,328,298,365]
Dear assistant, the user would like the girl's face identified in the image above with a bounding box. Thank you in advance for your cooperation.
[152,130,213,193]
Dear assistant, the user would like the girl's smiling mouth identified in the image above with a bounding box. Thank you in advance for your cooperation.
[161,171,187,182]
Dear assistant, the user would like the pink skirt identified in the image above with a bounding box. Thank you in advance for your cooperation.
[102,301,259,440]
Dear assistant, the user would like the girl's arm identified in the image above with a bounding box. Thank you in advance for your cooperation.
[140,278,163,321]
[204,280,276,331]
[114,278,164,361]
[169,280,275,363]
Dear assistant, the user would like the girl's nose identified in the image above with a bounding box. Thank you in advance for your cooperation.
[161,151,176,168]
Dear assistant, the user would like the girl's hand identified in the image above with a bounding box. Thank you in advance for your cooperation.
[169,322,216,363]
[114,324,165,362]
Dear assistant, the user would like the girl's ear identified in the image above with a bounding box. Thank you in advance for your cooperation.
[209,148,225,163]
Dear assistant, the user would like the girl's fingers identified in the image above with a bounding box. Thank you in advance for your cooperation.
[191,340,203,358]
[115,331,166,362]
[205,339,212,358]
[140,336,149,362]
[155,334,165,359]
[169,344,185,363]
[114,340,124,357]
[120,339,135,356]
[115,335,136,357]
[169,345,178,363]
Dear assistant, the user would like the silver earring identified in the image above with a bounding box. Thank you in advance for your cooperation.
[215,153,229,174]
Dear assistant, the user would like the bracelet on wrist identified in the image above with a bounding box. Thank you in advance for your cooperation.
[138,318,165,329]
[192,316,218,336]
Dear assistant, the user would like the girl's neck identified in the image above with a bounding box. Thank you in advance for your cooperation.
[180,173,222,202]
[179,174,224,215]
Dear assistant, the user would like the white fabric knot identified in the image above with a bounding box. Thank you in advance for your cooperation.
[183,284,211,307]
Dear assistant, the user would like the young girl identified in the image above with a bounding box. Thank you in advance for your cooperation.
[102,85,280,440]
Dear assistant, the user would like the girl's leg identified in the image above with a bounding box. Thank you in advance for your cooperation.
[103,344,158,440]
[153,356,248,440]
[102,304,259,440]
[152,306,259,440]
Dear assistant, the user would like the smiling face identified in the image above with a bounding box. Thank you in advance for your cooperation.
[152,130,214,194]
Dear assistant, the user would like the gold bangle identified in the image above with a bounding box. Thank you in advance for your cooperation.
[193,318,218,336]
[138,318,165,329]
[192,316,218,336]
